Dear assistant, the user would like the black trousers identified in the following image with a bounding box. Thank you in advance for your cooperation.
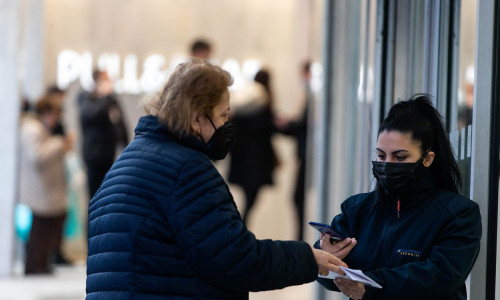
[294,159,306,241]
[242,186,260,223]
[25,213,66,274]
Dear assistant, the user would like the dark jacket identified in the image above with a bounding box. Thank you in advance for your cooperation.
[78,91,128,164]
[316,175,482,299]
[277,84,311,161]
[228,107,277,191]
[86,115,318,300]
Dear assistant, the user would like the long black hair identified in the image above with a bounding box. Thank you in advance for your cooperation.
[254,69,273,109]
[378,94,462,193]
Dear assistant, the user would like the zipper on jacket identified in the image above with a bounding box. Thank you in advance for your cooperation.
[380,208,399,266]
[397,197,400,219]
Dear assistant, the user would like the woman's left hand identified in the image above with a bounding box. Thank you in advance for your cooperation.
[334,278,365,300]
[319,233,357,259]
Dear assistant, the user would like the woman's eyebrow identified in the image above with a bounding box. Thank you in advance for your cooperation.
[391,150,409,154]
[376,148,409,154]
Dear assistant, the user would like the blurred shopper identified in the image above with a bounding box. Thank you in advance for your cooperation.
[190,38,212,59]
[86,59,346,299]
[46,85,66,136]
[46,84,73,264]
[228,69,278,223]
[19,93,73,274]
[78,70,128,202]
[274,61,312,241]
[316,95,481,299]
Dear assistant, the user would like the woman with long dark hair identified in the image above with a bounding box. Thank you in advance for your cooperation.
[315,94,481,299]
[228,69,277,222]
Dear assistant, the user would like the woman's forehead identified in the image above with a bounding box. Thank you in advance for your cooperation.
[214,90,230,111]
[377,130,421,149]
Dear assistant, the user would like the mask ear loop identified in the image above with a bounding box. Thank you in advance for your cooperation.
[201,116,219,145]
[207,116,217,130]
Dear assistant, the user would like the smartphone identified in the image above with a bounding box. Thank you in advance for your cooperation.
[308,221,346,241]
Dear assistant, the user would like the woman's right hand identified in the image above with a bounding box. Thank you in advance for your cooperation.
[311,246,347,276]
[319,234,357,260]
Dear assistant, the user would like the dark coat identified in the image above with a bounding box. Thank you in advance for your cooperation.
[78,91,128,164]
[228,107,277,191]
[279,107,307,161]
[315,174,482,299]
[277,84,311,162]
[86,115,318,299]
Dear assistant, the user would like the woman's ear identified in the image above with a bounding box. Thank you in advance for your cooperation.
[423,151,435,167]
[191,110,201,136]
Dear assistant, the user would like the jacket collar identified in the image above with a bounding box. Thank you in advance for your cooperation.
[377,172,438,210]
[134,115,210,155]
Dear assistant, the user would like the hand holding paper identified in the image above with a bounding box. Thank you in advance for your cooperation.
[318,267,382,289]
[311,247,348,277]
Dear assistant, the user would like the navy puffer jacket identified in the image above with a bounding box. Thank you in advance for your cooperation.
[86,115,318,299]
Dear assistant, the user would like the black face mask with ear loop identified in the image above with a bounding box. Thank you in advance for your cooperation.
[372,154,429,197]
[203,117,236,160]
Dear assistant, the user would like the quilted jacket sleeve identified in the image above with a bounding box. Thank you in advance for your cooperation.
[163,155,318,292]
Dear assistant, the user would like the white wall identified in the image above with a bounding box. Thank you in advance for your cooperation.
[0,0,21,277]
[43,0,324,118]
[20,0,45,102]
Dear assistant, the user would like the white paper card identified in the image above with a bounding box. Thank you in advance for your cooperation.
[318,267,382,289]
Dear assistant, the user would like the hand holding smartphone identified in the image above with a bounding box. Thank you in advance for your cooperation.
[308,221,346,241]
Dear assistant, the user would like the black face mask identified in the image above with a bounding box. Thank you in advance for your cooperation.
[372,156,428,197]
[203,117,236,160]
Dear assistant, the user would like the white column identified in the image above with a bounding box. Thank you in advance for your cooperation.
[470,0,495,298]
[21,0,45,102]
[0,0,21,277]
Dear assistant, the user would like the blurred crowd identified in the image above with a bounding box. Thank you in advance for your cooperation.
[16,38,315,276]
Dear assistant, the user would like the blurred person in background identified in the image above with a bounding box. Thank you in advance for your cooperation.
[190,38,212,59]
[86,59,346,299]
[19,93,73,274]
[46,84,73,264]
[274,61,313,241]
[78,70,129,204]
[228,69,278,223]
[46,85,67,136]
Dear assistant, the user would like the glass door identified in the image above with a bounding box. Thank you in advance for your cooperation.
[448,0,476,199]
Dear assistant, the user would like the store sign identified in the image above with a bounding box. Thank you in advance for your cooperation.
[57,50,263,94]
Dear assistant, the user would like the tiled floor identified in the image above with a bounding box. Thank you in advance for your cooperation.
[0,264,87,300]
[0,264,315,300]
[0,136,320,300]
